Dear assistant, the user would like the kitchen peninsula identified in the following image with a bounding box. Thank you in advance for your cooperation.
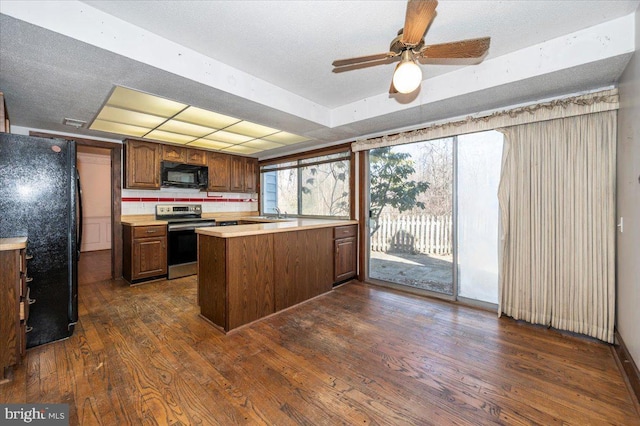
[196,219,358,332]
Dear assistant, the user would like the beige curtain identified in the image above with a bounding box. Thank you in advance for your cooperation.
[498,111,616,343]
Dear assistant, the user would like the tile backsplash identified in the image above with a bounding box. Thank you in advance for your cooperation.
[122,187,258,215]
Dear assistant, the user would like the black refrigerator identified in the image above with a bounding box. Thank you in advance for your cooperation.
[0,133,80,348]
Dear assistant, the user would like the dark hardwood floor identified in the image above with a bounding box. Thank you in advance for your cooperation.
[1,249,639,425]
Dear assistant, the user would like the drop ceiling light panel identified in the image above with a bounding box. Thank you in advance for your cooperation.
[90,119,150,137]
[145,129,196,144]
[225,121,279,138]
[242,139,286,150]
[262,131,310,145]
[95,105,167,128]
[222,144,262,155]
[204,130,253,144]
[175,107,241,129]
[157,119,217,137]
[107,86,187,117]
[189,139,234,150]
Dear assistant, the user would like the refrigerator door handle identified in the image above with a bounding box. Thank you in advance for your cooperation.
[76,170,83,261]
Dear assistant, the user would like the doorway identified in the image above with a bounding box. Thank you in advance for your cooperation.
[364,131,503,305]
[368,138,454,296]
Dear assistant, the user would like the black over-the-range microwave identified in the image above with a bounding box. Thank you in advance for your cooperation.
[161,161,208,189]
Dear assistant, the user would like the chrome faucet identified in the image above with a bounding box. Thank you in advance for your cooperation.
[274,207,281,219]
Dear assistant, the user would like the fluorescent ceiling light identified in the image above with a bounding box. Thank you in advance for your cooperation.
[89,86,311,155]
[145,129,196,144]
[157,120,216,137]
[223,144,262,155]
[95,106,166,128]
[225,121,278,138]
[107,86,187,116]
[204,130,253,144]
[90,119,150,137]
[174,107,241,129]
[189,139,234,150]
[242,139,286,150]
[262,131,309,144]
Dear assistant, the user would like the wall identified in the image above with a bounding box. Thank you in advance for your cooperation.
[77,147,111,251]
[616,8,640,368]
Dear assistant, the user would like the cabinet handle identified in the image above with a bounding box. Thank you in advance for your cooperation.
[25,254,33,260]
[25,276,33,283]
[25,326,33,333]
[28,298,36,305]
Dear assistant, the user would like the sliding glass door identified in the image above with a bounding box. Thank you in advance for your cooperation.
[366,131,503,305]
[368,138,454,296]
[456,131,503,304]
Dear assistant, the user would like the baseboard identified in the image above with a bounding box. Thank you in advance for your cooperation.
[614,329,640,410]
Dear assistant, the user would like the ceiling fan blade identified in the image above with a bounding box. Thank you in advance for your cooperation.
[332,52,394,68]
[401,0,438,46]
[417,37,491,59]
[333,56,400,73]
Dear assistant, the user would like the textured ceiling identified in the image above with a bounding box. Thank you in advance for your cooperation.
[0,0,638,158]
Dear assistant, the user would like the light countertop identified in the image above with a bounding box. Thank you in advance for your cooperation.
[0,236,28,251]
[195,218,357,238]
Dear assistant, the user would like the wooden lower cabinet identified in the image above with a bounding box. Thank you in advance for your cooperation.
[0,241,28,383]
[123,225,167,284]
[198,226,335,332]
[334,225,358,283]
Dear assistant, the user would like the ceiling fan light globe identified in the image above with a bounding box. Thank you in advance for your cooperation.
[392,60,422,94]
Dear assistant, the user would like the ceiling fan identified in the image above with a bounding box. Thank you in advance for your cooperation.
[332,0,491,94]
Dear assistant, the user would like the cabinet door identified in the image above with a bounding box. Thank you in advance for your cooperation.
[0,250,21,379]
[334,237,357,283]
[133,237,167,280]
[125,140,161,189]
[187,149,207,166]
[208,152,231,192]
[274,228,333,311]
[229,156,244,192]
[244,158,258,193]
[227,235,275,330]
[162,145,187,163]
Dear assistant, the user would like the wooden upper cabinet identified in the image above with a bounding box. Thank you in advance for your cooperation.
[125,139,161,189]
[229,156,245,192]
[186,149,207,166]
[162,145,187,163]
[162,145,207,166]
[244,158,258,193]
[208,152,231,192]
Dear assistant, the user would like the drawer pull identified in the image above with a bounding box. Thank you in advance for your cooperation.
[25,276,33,283]
[25,326,33,333]
[25,254,33,260]
[146,230,157,233]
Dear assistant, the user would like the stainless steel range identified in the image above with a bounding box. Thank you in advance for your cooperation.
[156,204,216,279]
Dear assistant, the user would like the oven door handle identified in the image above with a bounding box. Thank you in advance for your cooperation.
[168,222,216,231]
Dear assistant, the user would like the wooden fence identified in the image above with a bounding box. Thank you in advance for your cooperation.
[371,215,452,255]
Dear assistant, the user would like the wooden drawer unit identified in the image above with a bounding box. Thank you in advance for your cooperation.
[133,225,166,239]
[123,225,168,284]
[334,225,357,239]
